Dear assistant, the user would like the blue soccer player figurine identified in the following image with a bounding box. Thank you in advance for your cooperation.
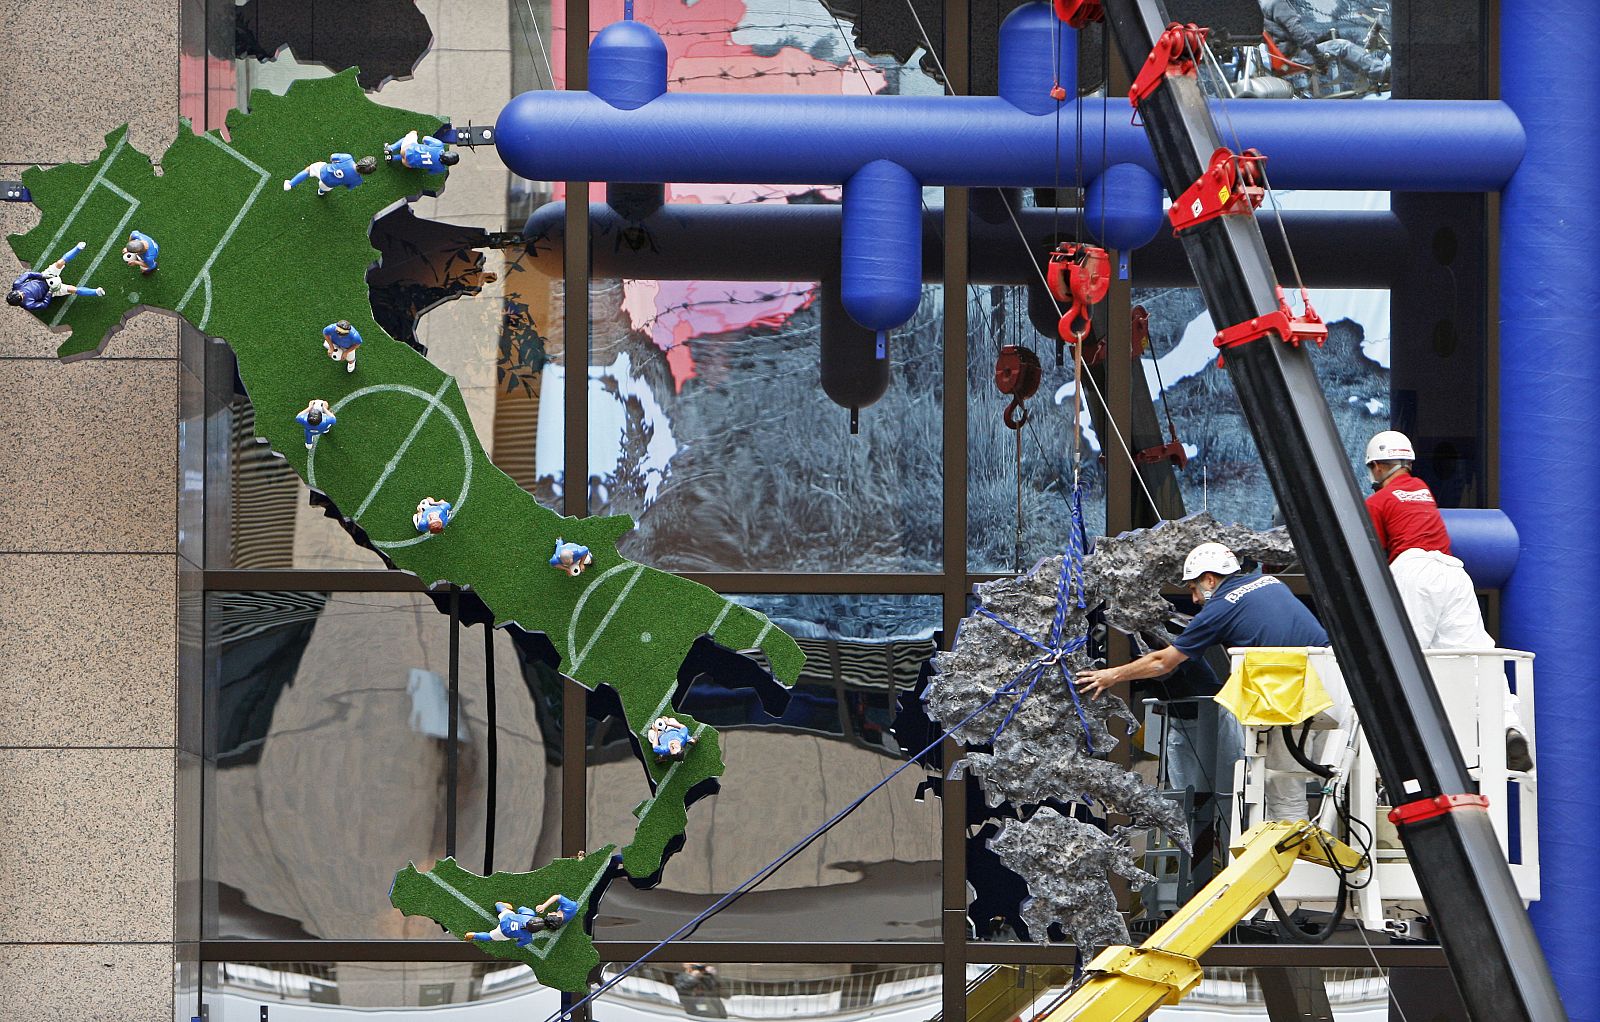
[284,153,377,195]
[465,902,543,948]
[464,896,579,947]
[6,241,105,311]
[296,399,336,450]
[321,319,363,372]
[413,497,453,535]
[121,230,158,274]
[550,538,594,577]
[384,130,460,173]
[647,715,697,763]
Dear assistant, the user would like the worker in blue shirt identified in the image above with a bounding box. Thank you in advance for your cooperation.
[535,893,580,929]
[322,319,363,372]
[296,399,336,449]
[1076,542,1329,821]
[6,241,105,310]
[284,153,377,195]
[384,130,460,173]
[121,230,158,274]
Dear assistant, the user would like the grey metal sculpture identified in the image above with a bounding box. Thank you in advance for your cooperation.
[925,512,1294,952]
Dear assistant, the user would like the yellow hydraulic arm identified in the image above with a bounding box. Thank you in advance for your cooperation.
[1038,820,1367,1022]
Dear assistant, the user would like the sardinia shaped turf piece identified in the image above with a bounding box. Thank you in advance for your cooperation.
[391,851,616,992]
[8,69,805,985]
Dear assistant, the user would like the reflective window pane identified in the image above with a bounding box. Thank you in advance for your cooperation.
[205,592,561,938]
[588,594,942,940]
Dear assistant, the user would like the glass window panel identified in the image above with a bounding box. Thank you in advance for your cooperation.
[596,963,944,1022]
[204,592,561,938]
[201,961,558,1017]
[572,0,948,572]
[968,283,1106,573]
[587,594,942,940]
[1204,1,1392,102]
[1131,284,1390,529]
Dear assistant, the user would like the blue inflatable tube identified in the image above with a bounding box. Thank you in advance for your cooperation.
[1501,1,1600,1013]
[1438,508,1518,589]
[497,90,1523,193]
[841,160,922,330]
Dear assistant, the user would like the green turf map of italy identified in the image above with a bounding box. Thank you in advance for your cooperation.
[7,72,804,993]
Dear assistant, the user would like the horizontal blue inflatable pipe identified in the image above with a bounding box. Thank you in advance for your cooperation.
[497,92,1524,193]
[1438,508,1519,589]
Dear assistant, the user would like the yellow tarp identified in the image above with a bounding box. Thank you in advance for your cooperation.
[1216,648,1332,726]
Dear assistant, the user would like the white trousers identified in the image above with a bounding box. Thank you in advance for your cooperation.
[1390,548,1525,734]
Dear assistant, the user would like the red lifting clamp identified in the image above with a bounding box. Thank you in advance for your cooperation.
[1046,242,1111,346]
[1135,438,1189,470]
[1388,792,1490,827]
[1128,22,1210,109]
[994,345,1043,430]
[1053,0,1104,29]
[1212,285,1327,366]
[1168,147,1267,234]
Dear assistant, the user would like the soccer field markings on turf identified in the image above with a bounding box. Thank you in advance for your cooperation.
[423,871,497,924]
[37,132,129,264]
[175,132,271,330]
[306,381,475,548]
[566,563,648,675]
[707,600,733,642]
[49,177,140,326]
[426,860,611,959]
[352,375,455,520]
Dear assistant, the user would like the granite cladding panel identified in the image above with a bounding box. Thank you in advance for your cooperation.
[0,747,175,941]
[0,553,176,748]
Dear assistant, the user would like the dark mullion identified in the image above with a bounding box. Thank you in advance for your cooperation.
[940,0,971,1008]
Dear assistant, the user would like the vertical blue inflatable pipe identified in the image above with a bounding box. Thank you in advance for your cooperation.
[1500,3,1600,1014]
[588,19,667,110]
[998,2,1076,114]
[840,159,923,332]
[1085,162,1166,252]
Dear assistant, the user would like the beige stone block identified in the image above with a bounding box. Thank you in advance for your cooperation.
[436,49,512,135]
[0,204,179,359]
[0,943,172,1021]
[0,358,176,553]
[0,553,175,748]
[436,0,515,53]
[0,0,179,165]
[0,748,174,941]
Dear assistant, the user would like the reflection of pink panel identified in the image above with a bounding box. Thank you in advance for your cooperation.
[551,0,868,388]
[623,279,817,391]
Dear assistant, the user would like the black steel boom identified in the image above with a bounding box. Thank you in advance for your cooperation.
[1098,1,1567,1017]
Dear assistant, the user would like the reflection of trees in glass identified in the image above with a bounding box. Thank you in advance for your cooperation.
[1134,286,1389,528]
[967,286,1107,574]
[498,298,549,397]
[592,289,944,573]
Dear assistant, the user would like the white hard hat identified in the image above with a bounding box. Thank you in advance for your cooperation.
[1181,542,1241,583]
[1365,430,1415,465]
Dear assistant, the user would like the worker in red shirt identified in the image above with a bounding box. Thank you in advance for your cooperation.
[1364,430,1531,770]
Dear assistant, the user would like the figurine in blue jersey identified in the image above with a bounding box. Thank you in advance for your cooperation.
[549,538,594,577]
[384,130,460,173]
[413,497,453,535]
[284,153,377,195]
[647,715,697,763]
[465,902,544,948]
[321,319,363,372]
[6,241,105,311]
[296,399,336,450]
[121,230,158,274]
